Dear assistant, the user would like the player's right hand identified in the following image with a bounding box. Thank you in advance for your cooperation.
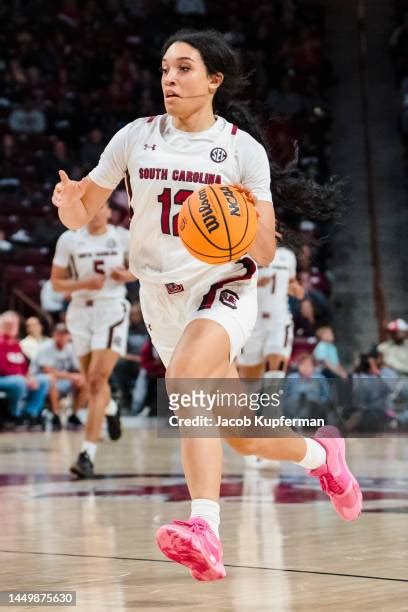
[83,274,105,290]
[52,170,87,208]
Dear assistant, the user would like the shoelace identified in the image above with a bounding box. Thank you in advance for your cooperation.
[173,519,208,535]
[320,473,344,496]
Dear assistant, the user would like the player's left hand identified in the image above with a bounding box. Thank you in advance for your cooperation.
[111,266,129,282]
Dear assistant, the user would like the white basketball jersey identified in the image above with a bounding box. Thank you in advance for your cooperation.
[53,224,130,301]
[89,114,273,284]
[257,247,297,321]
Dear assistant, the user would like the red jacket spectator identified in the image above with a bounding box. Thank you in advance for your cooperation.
[0,334,29,376]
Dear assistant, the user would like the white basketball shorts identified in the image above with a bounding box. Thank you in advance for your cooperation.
[237,315,294,366]
[139,257,258,368]
[66,298,130,358]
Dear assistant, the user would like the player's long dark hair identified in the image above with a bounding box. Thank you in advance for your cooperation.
[162,29,345,249]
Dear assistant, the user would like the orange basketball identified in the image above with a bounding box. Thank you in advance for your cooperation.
[178,184,258,264]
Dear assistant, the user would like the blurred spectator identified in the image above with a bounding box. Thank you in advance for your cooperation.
[20,316,50,362]
[112,301,148,410]
[377,319,408,376]
[313,326,348,379]
[299,271,331,323]
[266,75,306,116]
[0,311,49,423]
[293,298,317,338]
[175,0,207,16]
[80,128,105,173]
[8,100,46,134]
[344,354,393,434]
[284,353,330,420]
[42,140,75,184]
[34,323,87,428]
[0,230,13,253]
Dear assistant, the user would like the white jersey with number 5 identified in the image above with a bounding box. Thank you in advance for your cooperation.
[53,224,130,301]
[88,114,273,284]
[258,247,297,322]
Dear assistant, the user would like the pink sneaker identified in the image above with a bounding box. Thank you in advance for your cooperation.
[309,426,363,521]
[156,518,226,581]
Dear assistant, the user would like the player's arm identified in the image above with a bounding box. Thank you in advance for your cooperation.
[288,277,305,299]
[51,264,105,293]
[52,173,113,230]
[249,200,276,266]
[110,267,138,283]
[233,185,276,266]
[52,125,129,229]
[236,138,276,266]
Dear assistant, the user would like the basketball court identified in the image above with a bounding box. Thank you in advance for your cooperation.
[0,423,407,611]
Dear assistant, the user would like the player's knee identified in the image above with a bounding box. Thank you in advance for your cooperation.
[165,356,196,380]
[87,371,109,395]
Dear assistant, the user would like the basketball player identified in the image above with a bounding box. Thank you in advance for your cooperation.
[238,245,304,380]
[51,30,362,581]
[238,245,304,470]
[51,201,134,477]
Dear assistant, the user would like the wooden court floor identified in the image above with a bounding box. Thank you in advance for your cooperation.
[0,424,407,611]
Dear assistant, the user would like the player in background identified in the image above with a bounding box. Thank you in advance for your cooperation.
[238,245,304,469]
[51,29,362,581]
[238,245,304,380]
[51,201,135,477]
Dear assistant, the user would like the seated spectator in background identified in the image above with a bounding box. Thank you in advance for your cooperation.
[0,311,49,423]
[293,298,317,338]
[344,354,393,434]
[80,128,105,174]
[299,271,331,323]
[313,326,348,379]
[42,139,74,184]
[34,323,87,428]
[20,317,50,362]
[377,319,408,377]
[284,353,330,420]
[40,279,67,324]
[112,302,148,411]
[368,347,398,382]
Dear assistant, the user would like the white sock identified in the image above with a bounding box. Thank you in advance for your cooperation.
[105,398,118,416]
[296,438,326,470]
[263,370,286,379]
[81,440,97,462]
[190,499,220,539]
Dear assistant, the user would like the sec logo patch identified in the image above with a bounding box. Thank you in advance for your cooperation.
[210,147,227,163]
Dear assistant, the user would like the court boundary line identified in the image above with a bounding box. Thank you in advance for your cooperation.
[0,549,406,583]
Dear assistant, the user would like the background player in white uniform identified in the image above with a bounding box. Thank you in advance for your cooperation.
[238,246,304,471]
[238,246,304,379]
[51,202,135,477]
[51,29,361,581]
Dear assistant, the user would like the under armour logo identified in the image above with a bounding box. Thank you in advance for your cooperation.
[144,144,157,150]
[147,324,152,331]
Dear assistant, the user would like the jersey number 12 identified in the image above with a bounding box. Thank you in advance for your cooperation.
[158,188,193,237]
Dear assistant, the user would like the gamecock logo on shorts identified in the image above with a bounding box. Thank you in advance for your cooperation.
[220,289,239,309]
[210,147,227,163]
